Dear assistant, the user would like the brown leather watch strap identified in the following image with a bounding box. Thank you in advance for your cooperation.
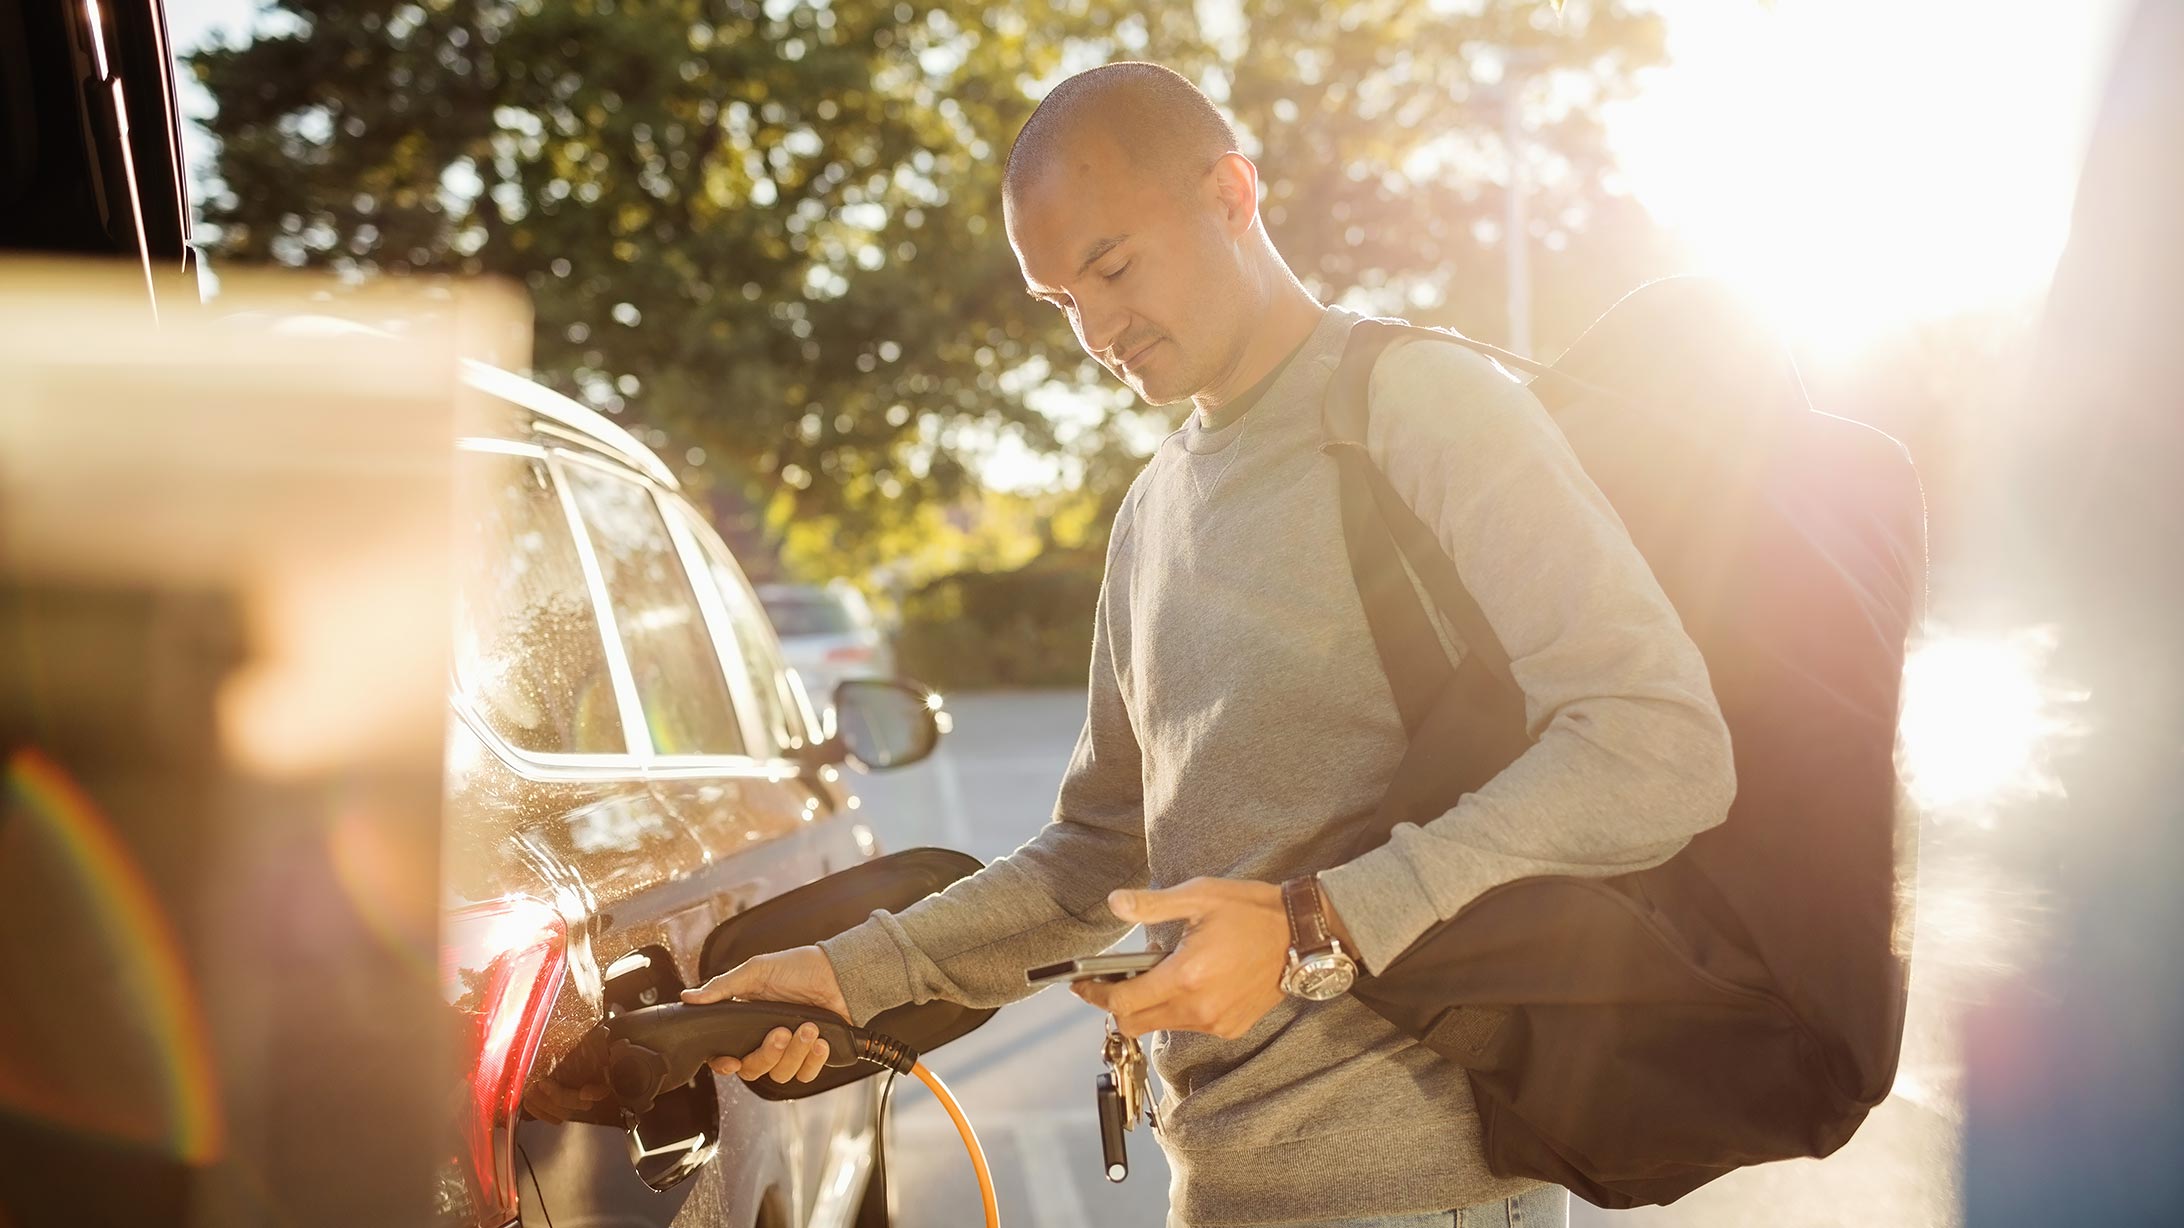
[1281,875,1336,954]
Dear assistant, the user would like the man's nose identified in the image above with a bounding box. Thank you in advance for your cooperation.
[1077,296,1130,363]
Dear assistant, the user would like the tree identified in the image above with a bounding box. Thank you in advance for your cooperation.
[191,0,1666,578]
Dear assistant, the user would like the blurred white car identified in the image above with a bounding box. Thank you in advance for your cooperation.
[758,582,896,711]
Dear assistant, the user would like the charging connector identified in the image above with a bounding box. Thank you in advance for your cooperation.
[598,1000,998,1227]
[602,1000,866,1112]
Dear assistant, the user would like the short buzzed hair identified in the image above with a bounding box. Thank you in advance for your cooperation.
[1003,62,1241,203]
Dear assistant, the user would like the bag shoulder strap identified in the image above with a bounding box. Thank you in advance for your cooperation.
[1322,319,1521,711]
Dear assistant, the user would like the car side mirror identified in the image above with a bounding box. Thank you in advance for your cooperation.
[822,678,946,771]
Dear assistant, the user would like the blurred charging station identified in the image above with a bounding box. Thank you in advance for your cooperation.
[0,265,524,1226]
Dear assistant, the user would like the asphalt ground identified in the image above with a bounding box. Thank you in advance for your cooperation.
[849,690,1987,1228]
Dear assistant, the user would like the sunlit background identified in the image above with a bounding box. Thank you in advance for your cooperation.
[1608,0,2125,360]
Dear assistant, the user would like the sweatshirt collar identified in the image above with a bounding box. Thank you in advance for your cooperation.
[1180,305,1356,456]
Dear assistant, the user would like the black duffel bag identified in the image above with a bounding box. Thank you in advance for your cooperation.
[1318,277,1927,1208]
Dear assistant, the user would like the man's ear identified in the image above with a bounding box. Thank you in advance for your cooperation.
[1206,152,1260,240]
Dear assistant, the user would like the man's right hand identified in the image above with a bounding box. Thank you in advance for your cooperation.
[680,945,852,1085]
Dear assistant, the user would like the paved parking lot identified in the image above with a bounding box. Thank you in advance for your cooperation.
[851,690,1987,1228]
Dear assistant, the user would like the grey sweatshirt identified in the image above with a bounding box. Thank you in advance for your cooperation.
[820,305,1736,1226]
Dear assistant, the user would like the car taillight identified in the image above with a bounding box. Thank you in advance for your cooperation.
[438,898,568,1227]
[825,644,875,662]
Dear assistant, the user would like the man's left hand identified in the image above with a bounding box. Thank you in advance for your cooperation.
[1072,877,1292,1040]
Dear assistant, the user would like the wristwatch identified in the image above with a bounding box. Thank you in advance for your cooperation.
[1278,874,1359,1001]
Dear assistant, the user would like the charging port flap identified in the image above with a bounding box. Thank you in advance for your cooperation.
[697,847,997,1101]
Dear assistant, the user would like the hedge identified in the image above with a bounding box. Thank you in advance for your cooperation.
[894,547,1103,690]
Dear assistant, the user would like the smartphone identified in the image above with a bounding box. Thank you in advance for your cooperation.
[1026,950,1168,987]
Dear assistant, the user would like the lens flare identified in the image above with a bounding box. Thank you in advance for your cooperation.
[327,801,437,985]
[1897,627,2082,816]
[0,749,225,1162]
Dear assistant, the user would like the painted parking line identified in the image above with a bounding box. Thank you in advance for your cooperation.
[929,742,974,849]
[1014,1117,1096,1228]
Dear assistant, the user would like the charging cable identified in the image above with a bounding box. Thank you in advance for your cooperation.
[910,1059,997,1227]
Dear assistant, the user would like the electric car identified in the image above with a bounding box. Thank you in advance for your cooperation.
[442,364,939,1228]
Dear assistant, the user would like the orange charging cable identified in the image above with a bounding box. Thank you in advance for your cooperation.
[910,1060,998,1228]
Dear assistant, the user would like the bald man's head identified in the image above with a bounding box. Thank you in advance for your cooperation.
[1003,63,1289,408]
[1003,63,1240,206]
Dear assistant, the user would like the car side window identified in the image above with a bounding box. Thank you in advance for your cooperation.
[454,450,627,756]
[560,460,744,757]
[672,503,812,758]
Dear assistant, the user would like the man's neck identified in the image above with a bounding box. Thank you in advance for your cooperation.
[1193,282,1325,418]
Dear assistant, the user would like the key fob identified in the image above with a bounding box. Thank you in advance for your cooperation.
[1095,1070,1129,1182]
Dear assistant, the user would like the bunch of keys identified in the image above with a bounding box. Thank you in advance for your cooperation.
[1095,1014,1158,1182]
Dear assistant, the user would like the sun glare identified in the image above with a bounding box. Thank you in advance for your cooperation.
[1897,627,2080,816]
[1608,0,2130,358]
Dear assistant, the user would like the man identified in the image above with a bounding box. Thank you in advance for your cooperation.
[686,62,1735,1228]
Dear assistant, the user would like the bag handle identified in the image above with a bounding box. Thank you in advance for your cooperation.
[1322,319,1522,703]
[1323,318,1541,868]
[1338,315,1620,411]
[1319,434,1452,736]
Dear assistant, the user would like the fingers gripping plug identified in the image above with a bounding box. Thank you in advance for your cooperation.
[599,1000,870,1114]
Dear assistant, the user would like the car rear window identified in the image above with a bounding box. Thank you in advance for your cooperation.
[454,450,626,756]
[761,594,860,637]
[561,462,744,757]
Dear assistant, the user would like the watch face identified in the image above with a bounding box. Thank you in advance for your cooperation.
[1288,954,1357,1001]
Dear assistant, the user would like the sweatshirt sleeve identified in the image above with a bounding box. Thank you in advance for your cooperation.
[1316,336,1737,974]
[817,501,1150,1026]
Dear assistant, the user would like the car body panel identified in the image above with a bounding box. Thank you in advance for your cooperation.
[1,0,196,312]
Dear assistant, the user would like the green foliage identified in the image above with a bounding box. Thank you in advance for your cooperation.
[191,0,1666,576]
[771,480,1102,622]
[893,545,1104,690]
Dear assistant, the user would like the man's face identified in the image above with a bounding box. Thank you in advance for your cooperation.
[1006,130,1252,406]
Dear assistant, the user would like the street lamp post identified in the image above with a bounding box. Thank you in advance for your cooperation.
[1503,80,1532,357]
[1500,48,1548,357]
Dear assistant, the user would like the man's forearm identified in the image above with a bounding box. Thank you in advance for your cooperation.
[1318,692,1732,973]
[819,821,1147,1024]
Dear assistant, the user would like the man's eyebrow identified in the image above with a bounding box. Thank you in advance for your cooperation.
[1076,234,1129,276]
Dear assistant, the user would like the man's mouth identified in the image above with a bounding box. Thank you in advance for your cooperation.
[1117,339,1161,374]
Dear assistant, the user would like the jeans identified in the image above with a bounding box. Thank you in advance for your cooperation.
[1166,1183,1569,1228]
